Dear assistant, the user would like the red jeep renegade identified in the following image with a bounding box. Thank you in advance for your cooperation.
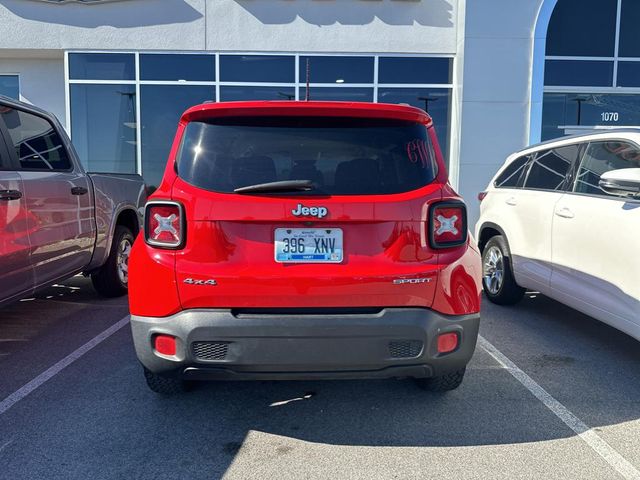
[128,101,481,394]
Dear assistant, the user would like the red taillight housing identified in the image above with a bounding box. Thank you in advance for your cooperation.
[478,191,488,202]
[144,201,185,249]
[429,201,468,249]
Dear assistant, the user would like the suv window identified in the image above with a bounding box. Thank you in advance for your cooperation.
[176,117,438,195]
[523,146,574,191]
[495,155,528,188]
[0,107,71,171]
[574,140,640,196]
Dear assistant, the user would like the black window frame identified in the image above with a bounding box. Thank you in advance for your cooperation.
[568,139,640,201]
[0,105,74,173]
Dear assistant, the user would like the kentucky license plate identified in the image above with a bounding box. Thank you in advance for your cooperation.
[274,228,343,263]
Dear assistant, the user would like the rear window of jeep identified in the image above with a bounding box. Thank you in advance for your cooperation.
[176,116,438,195]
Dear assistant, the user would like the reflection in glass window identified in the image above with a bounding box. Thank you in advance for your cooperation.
[140,54,215,82]
[546,0,617,57]
[300,87,373,103]
[495,155,528,188]
[1,108,71,170]
[219,55,294,83]
[542,93,640,141]
[378,57,451,85]
[220,86,295,102]
[141,85,214,189]
[0,75,19,100]
[575,141,640,196]
[544,60,613,87]
[69,53,135,81]
[619,0,640,58]
[378,88,451,165]
[299,56,374,84]
[70,84,137,173]
[524,149,572,191]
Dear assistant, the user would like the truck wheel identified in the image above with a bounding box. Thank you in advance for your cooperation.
[482,235,525,305]
[143,367,187,395]
[415,368,466,392]
[91,225,133,298]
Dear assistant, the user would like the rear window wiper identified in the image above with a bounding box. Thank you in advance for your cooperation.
[234,180,314,194]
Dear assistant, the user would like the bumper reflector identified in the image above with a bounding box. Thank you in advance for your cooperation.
[437,332,459,354]
[154,334,177,356]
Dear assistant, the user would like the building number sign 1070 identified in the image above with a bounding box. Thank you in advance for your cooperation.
[601,112,619,122]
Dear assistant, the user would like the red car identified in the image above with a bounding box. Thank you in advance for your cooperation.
[128,101,481,394]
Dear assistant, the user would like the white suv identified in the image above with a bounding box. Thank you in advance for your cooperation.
[475,130,640,341]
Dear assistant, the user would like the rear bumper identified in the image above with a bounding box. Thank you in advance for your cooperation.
[130,308,480,380]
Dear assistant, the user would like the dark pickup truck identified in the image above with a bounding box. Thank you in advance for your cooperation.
[0,95,146,305]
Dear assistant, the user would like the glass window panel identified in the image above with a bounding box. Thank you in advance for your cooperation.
[69,53,135,81]
[141,85,214,189]
[377,88,451,166]
[616,62,640,87]
[299,56,374,84]
[220,86,295,102]
[70,84,137,173]
[575,141,640,196]
[219,55,294,83]
[378,57,451,84]
[544,60,613,87]
[176,117,437,196]
[619,0,640,57]
[523,149,572,191]
[542,93,640,141]
[140,54,215,82]
[546,0,617,57]
[0,75,19,100]
[1,108,71,171]
[299,87,373,102]
[495,155,529,188]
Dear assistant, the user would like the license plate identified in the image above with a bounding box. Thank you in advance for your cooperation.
[274,228,343,263]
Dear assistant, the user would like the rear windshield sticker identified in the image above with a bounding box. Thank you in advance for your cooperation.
[406,139,431,168]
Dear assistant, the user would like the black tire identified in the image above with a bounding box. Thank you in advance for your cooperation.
[481,235,525,305]
[91,225,134,298]
[415,368,466,392]
[143,367,188,395]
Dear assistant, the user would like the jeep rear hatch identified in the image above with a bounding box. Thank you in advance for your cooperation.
[167,103,451,309]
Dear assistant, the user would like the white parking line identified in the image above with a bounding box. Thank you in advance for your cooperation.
[479,335,640,480]
[0,316,129,416]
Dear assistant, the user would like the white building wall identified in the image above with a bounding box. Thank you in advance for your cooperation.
[0,0,207,51]
[459,0,544,225]
[206,0,457,54]
[0,0,458,54]
[0,54,66,124]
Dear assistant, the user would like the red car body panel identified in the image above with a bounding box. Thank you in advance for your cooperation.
[129,101,480,318]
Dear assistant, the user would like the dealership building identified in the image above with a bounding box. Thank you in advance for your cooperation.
[1,0,637,222]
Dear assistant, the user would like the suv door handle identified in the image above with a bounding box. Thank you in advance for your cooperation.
[505,197,517,206]
[555,207,575,219]
[71,186,88,196]
[0,189,22,201]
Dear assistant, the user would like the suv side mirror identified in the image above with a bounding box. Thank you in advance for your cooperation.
[599,168,640,198]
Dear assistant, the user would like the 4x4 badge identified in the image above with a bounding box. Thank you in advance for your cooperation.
[183,278,217,286]
[291,203,328,219]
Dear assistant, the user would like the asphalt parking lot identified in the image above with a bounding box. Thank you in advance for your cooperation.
[0,277,639,480]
